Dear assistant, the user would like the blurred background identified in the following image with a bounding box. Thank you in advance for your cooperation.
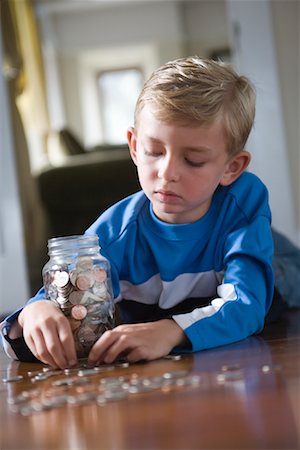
[0,0,299,315]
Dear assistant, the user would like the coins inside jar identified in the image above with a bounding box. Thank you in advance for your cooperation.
[43,253,115,358]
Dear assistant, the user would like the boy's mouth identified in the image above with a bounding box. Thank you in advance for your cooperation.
[155,189,181,203]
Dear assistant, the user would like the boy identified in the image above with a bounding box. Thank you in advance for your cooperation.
[1,57,274,369]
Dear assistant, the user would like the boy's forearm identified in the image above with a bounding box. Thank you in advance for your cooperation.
[161,319,189,348]
[8,320,23,339]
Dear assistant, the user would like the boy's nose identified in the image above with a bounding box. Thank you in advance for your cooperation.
[157,156,179,182]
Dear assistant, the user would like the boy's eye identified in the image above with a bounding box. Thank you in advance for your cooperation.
[185,159,205,167]
[144,150,162,157]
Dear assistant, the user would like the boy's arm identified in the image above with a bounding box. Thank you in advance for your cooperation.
[88,318,188,365]
[173,218,274,351]
[0,287,47,360]
[1,289,77,368]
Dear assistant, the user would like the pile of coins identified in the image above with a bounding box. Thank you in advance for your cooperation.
[4,356,203,416]
[43,255,115,358]
[3,359,283,416]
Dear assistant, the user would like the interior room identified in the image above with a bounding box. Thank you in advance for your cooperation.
[0,2,299,449]
[1,0,299,309]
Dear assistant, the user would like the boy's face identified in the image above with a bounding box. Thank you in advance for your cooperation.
[128,105,249,224]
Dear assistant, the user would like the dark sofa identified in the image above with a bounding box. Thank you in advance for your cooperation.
[37,129,140,238]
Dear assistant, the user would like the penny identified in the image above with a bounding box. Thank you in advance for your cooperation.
[68,318,81,331]
[93,268,107,282]
[69,290,84,305]
[78,326,98,346]
[76,256,93,271]
[71,305,87,320]
[43,254,114,359]
[76,272,94,291]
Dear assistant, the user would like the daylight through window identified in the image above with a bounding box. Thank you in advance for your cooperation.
[97,68,144,144]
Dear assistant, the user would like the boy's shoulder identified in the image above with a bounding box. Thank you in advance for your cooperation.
[224,171,270,219]
[230,171,267,194]
[85,190,148,246]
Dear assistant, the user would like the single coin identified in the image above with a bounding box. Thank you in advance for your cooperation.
[78,326,97,346]
[216,370,244,382]
[69,269,79,286]
[76,256,93,271]
[93,268,107,282]
[80,291,102,305]
[69,290,84,305]
[68,318,82,331]
[56,295,69,305]
[76,272,94,291]
[2,375,24,383]
[71,304,87,320]
[92,282,108,298]
[162,370,189,380]
[221,363,241,372]
[54,271,69,288]
[261,364,281,373]
[163,354,182,361]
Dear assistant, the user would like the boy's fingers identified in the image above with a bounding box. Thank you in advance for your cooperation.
[88,330,120,364]
[42,327,69,369]
[28,330,59,368]
[126,346,150,363]
[102,338,132,364]
[57,324,77,367]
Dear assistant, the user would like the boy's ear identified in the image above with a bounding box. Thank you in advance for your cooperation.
[127,127,138,165]
[220,150,251,186]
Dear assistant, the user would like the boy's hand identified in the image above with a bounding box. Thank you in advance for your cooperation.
[88,319,188,365]
[18,301,77,369]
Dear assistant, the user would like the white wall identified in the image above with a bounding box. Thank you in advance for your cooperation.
[227,0,298,246]
[271,0,300,243]
[183,0,229,56]
[52,1,183,52]
[0,35,29,314]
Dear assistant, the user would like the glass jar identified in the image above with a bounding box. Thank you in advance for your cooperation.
[42,234,115,359]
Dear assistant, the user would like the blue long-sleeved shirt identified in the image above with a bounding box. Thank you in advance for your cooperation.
[1,172,274,358]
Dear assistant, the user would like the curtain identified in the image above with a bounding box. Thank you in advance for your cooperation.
[1,0,50,294]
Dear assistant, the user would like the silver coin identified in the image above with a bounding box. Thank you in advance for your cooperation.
[54,271,69,288]
[163,354,182,361]
[221,363,241,372]
[216,370,244,382]
[261,364,282,373]
[162,370,189,380]
[68,392,98,405]
[42,394,71,408]
[104,389,128,401]
[7,389,41,405]
[2,375,24,383]
[175,375,201,387]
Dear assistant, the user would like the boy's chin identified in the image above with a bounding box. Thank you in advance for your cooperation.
[152,206,184,224]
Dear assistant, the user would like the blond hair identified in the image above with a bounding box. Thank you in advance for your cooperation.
[135,57,256,155]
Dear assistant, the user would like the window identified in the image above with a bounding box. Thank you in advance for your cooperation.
[97,68,144,144]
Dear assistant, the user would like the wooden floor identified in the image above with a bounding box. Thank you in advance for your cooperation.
[0,309,299,450]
